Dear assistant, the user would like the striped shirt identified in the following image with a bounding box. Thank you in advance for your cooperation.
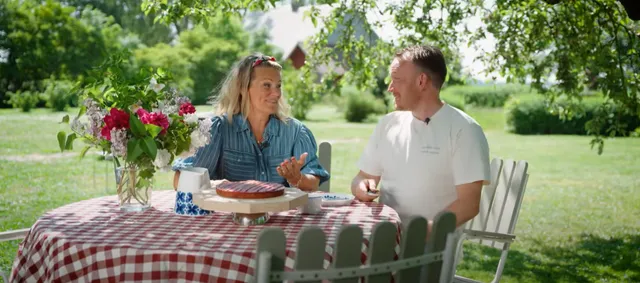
[172,114,330,186]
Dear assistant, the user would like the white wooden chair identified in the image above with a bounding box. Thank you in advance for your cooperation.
[318,141,332,192]
[453,159,530,283]
[0,228,30,283]
[255,212,459,283]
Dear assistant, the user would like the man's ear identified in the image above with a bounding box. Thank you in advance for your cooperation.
[418,72,430,90]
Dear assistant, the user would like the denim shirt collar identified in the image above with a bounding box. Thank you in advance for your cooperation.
[233,114,281,137]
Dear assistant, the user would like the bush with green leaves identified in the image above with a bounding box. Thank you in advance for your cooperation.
[505,94,640,136]
[442,84,533,108]
[43,79,77,111]
[344,88,386,123]
[440,91,465,111]
[7,90,41,112]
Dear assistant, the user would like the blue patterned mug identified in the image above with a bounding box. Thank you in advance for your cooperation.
[174,167,213,216]
[174,191,211,216]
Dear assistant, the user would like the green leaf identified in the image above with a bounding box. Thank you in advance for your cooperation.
[145,124,162,138]
[64,133,77,150]
[126,138,143,162]
[140,136,158,160]
[57,131,66,152]
[60,115,69,124]
[130,114,147,137]
[79,146,91,159]
[77,106,86,118]
[139,168,155,179]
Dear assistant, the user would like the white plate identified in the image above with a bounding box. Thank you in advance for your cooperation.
[320,193,355,207]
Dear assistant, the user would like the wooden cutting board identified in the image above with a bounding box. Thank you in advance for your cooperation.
[192,185,309,214]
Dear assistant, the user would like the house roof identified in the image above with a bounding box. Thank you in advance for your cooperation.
[242,4,391,62]
[243,5,326,60]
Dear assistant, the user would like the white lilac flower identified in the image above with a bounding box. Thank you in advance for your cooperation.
[183,113,199,124]
[71,117,88,135]
[153,148,171,170]
[163,104,178,115]
[189,130,207,151]
[149,77,165,93]
[198,118,213,145]
[175,96,191,105]
[83,98,104,138]
[110,128,128,157]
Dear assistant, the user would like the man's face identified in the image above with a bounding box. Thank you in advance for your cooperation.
[387,58,421,111]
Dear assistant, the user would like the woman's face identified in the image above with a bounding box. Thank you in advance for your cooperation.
[248,66,282,116]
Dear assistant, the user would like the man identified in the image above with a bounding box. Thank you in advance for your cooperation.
[351,45,491,238]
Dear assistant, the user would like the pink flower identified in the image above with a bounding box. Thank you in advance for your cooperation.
[101,108,130,141]
[178,102,196,116]
[136,108,170,135]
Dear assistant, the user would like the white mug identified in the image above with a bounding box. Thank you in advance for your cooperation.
[177,167,210,193]
[298,193,323,214]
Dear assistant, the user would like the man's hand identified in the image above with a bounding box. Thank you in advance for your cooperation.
[277,152,308,186]
[351,170,381,202]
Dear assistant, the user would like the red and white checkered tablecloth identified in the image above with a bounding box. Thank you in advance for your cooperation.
[10,190,401,282]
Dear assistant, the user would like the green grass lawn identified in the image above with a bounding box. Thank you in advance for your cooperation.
[1,105,639,282]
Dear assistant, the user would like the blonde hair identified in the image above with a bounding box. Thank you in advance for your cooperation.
[211,53,291,123]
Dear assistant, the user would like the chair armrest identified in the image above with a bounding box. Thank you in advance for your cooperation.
[462,229,515,243]
[0,228,30,242]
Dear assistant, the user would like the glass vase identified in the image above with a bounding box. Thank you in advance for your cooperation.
[115,166,153,212]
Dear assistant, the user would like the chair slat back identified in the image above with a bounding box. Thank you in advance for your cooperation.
[255,228,286,283]
[318,142,332,192]
[482,159,529,249]
[332,225,363,283]
[396,216,428,283]
[465,158,504,233]
[365,222,398,283]
[254,214,458,283]
[423,212,457,283]
[294,228,327,283]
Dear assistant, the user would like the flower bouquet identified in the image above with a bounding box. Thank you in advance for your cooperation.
[58,51,212,211]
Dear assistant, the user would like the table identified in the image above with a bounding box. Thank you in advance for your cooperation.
[10,190,401,282]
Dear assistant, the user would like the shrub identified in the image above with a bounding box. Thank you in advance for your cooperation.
[344,89,386,123]
[442,84,533,108]
[7,90,41,112]
[43,79,76,111]
[505,94,640,136]
[441,91,465,111]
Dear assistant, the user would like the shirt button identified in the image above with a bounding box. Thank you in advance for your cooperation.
[258,153,262,157]
[261,172,265,175]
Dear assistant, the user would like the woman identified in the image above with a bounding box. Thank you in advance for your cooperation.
[172,53,329,191]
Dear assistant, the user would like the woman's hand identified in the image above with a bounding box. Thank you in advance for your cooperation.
[276,152,308,186]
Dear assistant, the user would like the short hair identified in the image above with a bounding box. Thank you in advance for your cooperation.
[394,45,447,89]
[211,53,290,123]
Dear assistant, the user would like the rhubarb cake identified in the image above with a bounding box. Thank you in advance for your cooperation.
[215,180,285,199]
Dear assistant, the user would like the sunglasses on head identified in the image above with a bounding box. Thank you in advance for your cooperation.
[252,56,276,67]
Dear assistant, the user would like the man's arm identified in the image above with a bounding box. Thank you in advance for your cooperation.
[426,180,483,238]
[445,180,483,226]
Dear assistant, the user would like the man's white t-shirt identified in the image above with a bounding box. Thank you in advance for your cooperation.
[357,104,491,222]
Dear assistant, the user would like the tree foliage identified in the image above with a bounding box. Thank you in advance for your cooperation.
[142,0,639,153]
[0,0,123,107]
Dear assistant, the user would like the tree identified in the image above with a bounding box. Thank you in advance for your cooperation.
[0,0,124,107]
[140,0,640,153]
[63,0,174,46]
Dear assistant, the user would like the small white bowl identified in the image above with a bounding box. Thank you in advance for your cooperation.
[298,193,323,214]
